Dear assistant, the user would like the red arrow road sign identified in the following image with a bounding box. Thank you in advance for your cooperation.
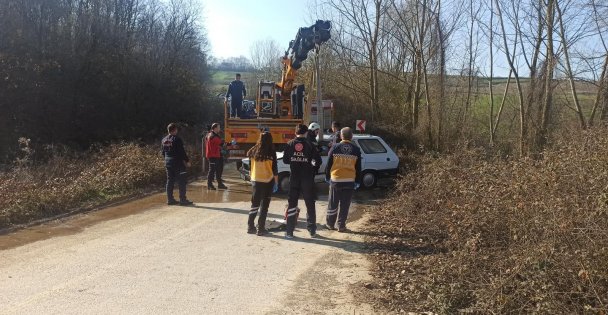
[356,120,366,132]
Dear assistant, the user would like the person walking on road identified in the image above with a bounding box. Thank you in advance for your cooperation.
[246,132,279,236]
[325,127,361,232]
[225,73,247,118]
[283,124,322,239]
[162,123,193,206]
[205,123,227,190]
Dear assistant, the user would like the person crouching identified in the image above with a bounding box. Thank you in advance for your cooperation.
[246,132,279,235]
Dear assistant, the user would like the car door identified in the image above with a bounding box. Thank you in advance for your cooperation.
[355,137,398,171]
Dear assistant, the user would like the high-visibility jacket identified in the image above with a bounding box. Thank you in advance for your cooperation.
[251,155,278,183]
[325,140,362,183]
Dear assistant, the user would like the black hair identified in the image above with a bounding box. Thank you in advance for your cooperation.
[296,124,308,135]
[247,132,275,161]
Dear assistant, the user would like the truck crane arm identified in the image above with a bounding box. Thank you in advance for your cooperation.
[276,20,331,96]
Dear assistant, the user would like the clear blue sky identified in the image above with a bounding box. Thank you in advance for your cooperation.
[200,0,319,59]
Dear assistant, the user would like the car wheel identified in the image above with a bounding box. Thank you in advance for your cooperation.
[278,173,291,193]
[361,171,377,189]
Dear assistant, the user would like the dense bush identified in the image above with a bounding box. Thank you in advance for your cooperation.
[0,0,213,162]
[365,127,608,314]
[0,143,200,230]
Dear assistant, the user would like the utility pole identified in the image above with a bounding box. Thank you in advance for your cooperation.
[315,46,324,140]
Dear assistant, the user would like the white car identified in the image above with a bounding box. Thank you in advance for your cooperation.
[240,134,399,192]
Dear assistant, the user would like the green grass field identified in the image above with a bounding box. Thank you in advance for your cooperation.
[210,70,256,94]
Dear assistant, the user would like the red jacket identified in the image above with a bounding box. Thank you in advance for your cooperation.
[205,132,223,158]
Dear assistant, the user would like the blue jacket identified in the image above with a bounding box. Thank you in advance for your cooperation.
[161,134,189,167]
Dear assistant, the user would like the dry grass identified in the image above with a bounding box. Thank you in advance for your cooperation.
[0,142,200,230]
[363,127,608,314]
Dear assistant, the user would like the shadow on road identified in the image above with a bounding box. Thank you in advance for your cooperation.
[190,205,285,220]
[262,232,367,254]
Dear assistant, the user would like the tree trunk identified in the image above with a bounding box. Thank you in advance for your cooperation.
[556,1,585,129]
[538,0,555,150]
[495,0,527,156]
[489,0,495,146]
[589,55,608,126]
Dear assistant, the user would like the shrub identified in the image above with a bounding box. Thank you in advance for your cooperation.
[365,127,608,314]
[0,142,199,229]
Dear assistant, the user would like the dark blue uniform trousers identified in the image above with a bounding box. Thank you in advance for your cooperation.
[166,163,187,202]
[286,175,316,235]
[326,182,355,229]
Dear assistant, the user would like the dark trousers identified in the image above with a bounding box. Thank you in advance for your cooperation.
[207,157,224,186]
[248,181,273,229]
[326,182,355,229]
[166,164,187,202]
[286,174,316,235]
[230,101,242,118]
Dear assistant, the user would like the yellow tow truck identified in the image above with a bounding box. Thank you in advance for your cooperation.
[223,20,332,162]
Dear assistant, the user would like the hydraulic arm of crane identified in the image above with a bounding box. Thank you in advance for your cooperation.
[276,20,331,100]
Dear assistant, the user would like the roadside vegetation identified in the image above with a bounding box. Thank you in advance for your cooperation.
[362,127,608,313]
[0,141,201,230]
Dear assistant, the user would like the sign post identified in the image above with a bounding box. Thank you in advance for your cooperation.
[356,120,366,133]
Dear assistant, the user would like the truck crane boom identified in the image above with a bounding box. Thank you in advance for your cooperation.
[223,20,332,163]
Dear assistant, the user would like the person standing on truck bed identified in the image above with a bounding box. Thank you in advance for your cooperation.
[283,124,322,239]
[225,73,247,119]
[325,127,361,232]
[205,123,227,190]
[161,123,193,206]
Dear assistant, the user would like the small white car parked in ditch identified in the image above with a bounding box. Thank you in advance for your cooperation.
[239,134,399,192]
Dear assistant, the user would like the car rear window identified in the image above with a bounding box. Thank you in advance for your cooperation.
[357,139,387,154]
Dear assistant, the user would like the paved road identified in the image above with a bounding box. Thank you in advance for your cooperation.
[0,172,377,314]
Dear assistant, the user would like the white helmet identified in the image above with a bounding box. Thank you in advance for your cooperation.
[308,122,320,131]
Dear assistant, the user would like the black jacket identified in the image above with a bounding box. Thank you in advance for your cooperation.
[161,134,189,167]
[283,136,322,175]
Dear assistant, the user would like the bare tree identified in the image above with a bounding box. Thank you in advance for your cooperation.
[555,0,586,129]
[250,38,282,81]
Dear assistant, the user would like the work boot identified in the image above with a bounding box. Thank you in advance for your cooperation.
[308,228,317,238]
[179,200,193,206]
[256,226,268,236]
